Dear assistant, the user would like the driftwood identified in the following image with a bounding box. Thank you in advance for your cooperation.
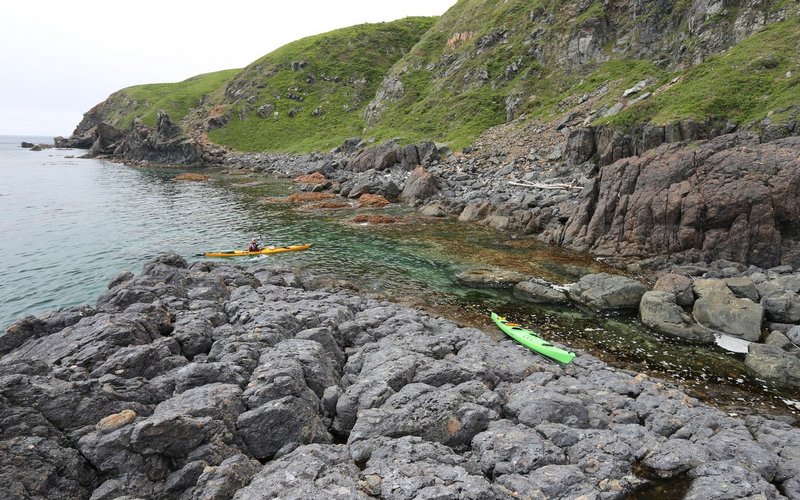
[508,180,582,191]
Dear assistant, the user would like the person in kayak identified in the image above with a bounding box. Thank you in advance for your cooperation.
[248,238,260,252]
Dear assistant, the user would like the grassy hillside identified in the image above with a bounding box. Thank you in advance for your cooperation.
[78,1,798,153]
[81,70,240,132]
[601,15,800,128]
[206,17,437,152]
[363,0,799,149]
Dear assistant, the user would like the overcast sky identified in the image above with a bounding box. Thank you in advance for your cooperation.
[0,0,454,137]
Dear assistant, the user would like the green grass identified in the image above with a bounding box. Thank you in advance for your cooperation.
[97,70,241,130]
[207,17,436,152]
[84,0,799,154]
[602,15,800,127]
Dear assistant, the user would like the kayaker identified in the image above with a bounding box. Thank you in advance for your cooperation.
[248,238,260,252]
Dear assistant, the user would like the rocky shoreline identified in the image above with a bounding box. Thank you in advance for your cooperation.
[2,254,800,499]
[40,119,800,392]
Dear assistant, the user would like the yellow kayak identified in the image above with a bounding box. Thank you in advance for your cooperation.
[203,243,313,258]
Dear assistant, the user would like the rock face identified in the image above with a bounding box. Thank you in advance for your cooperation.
[55,112,206,165]
[2,255,799,499]
[560,135,800,268]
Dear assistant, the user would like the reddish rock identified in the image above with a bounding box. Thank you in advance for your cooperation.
[653,273,694,307]
[357,194,391,208]
[561,135,800,268]
[293,172,327,184]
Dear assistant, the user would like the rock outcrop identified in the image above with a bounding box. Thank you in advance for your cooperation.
[558,134,800,268]
[3,255,800,499]
[55,112,206,165]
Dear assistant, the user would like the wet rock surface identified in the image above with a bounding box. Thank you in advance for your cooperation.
[2,255,800,499]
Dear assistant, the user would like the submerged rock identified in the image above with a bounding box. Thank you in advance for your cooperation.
[454,267,527,289]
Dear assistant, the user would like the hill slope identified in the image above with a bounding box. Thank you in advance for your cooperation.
[71,70,241,136]
[364,0,799,149]
[68,1,798,154]
[203,17,436,152]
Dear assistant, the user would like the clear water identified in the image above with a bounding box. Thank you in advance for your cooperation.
[0,135,509,327]
[1,135,798,418]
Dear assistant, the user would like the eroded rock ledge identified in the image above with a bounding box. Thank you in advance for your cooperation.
[2,255,799,499]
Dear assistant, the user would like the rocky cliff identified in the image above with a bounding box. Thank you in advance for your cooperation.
[3,255,800,499]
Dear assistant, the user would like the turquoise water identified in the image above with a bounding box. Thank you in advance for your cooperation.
[0,136,484,328]
[2,135,798,417]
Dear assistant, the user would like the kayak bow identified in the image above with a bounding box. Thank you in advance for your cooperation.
[203,243,313,258]
[491,312,575,364]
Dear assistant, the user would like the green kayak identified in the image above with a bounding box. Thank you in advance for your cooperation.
[491,312,576,364]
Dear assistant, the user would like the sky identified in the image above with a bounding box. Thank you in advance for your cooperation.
[0,0,455,137]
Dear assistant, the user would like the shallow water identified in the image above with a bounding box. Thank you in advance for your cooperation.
[1,135,798,419]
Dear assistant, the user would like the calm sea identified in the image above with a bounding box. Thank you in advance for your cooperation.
[0,135,468,329]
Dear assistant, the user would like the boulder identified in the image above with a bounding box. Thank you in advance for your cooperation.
[787,325,800,345]
[640,291,714,343]
[653,273,695,306]
[513,281,568,304]
[724,276,759,301]
[745,344,800,388]
[399,166,439,203]
[567,273,648,311]
[692,288,764,341]
[454,267,528,289]
[761,290,800,323]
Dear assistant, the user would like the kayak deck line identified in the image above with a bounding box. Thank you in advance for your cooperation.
[491,312,576,364]
[202,243,313,258]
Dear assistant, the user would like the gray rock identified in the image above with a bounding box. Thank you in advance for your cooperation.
[724,276,759,301]
[641,438,710,478]
[522,464,590,498]
[640,291,714,343]
[335,379,395,433]
[472,420,565,476]
[685,461,781,499]
[233,444,366,499]
[653,273,695,306]
[359,436,496,499]
[187,453,261,500]
[399,166,439,202]
[745,344,800,388]
[130,383,244,457]
[236,396,331,460]
[454,267,527,289]
[762,290,800,323]
[506,387,591,429]
[692,287,763,341]
[347,381,501,447]
[513,281,568,303]
[174,362,248,393]
[764,331,793,349]
[0,435,97,500]
[568,273,648,310]
[787,325,800,344]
